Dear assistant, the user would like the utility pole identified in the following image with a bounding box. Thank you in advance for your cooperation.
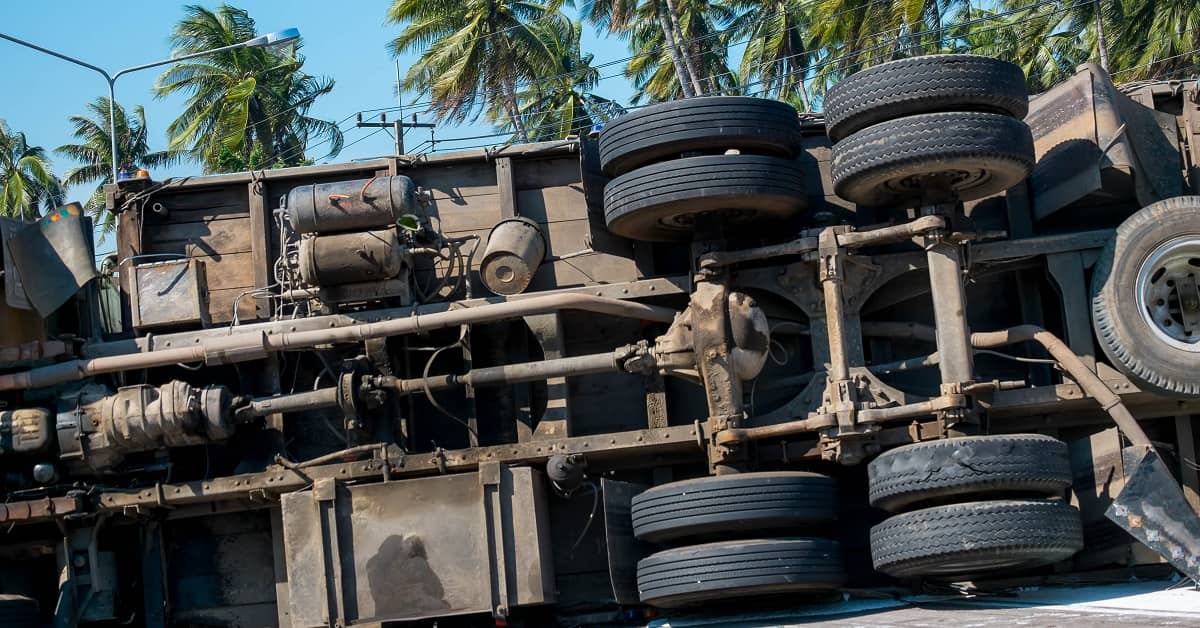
[355,112,434,156]
[1094,0,1110,71]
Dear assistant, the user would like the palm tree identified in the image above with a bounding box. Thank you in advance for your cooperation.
[1105,0,1200,79]
[947,5,1087,92]
[56,98,183,234]
[725,0,817,108]
[999,0,1200,81]
[0,120,61,219]
[805,0,972,92]
[583,0,700,97]
[155,4,342,173]
[492,20,627,140]
[625,0,737,102]
[386,0,564,141]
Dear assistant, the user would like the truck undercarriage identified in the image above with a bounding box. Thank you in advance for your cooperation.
[0,57,1198,626]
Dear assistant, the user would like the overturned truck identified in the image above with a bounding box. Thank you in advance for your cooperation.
[1,56,1199,626]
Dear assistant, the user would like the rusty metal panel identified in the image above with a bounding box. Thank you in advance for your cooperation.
[281,466,554,626]
[1027,64,1184,220]
[129,259,210,329]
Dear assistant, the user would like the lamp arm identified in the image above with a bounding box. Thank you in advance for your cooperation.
[112,40,254,80]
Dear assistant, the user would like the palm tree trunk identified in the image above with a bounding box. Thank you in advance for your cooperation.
[503,76,531,142]
[655,3,696,98]
[1093,0,1110,71]
[783,32,811,110]
[663,0,705,95]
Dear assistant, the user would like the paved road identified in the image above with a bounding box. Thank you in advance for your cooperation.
[651,580,1199,627]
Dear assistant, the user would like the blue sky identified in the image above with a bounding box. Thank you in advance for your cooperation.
[0,0,639,204]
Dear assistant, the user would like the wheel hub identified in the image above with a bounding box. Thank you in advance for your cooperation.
[1135,235,1200,352]
[889,168,991,199]
[658,207,756,230]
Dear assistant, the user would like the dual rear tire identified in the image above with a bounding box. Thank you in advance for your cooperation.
[598,97,808,242]
[866,434,1083,579]
[825,54,1035,207]
[630,472,844,608]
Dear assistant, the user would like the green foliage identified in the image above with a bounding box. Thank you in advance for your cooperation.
[155,4,342,173]
[56,98,184,235]
[385,0,566,140]
[387,0,1197,139]
[490,20,628,140]
[0,120,62,219]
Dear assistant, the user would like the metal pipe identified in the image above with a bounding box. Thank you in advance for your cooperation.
[868,352,940,375]
[926,239,975,386]
[382,351,621,394]
[245,388,339,417]
[0,294,676,391]
[714,416,833,445]
[970,325,1152,447]
[860,321,937,342]
[837,215,945,248]
[697,215,945,269]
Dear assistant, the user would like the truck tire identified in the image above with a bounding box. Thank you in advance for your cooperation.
[867,434,1073,513]
[631,472,836,543]
[1091,196,1200,398]
[870,499,1083,579]
[824,54,1029,142]
[0,594,38,624]
[604,155,807,241]
[831,111,1034,207]
[598,97,804,176]
[637,538,845,607]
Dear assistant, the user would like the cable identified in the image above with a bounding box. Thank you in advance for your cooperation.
[567,481,600,554]
[975,348,1058,365]
[421,340,481,441]
[370,0,898,116]
[1112,43,1200,77]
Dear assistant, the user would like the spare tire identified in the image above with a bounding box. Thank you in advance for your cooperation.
[868,434,1073,513]
[598,97,804,176]
[824,54,1029,142]
[604,154,807,241]
[1091,196,1200,398]
[870,499,1083,579]
[831,111,1034,207]
[637,538,845,607]
[631,472,836,543]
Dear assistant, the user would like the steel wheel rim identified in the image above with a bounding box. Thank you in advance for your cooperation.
[1135,234,1200,352]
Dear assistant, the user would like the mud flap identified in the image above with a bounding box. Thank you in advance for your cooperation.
[1107,445,1200,581]
[601,478,649,604]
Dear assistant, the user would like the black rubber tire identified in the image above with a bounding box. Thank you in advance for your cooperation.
[631,472,836,543]
[824,54,1029,142]
[1091,196,1200,398]
[867,434,1073,513]
[0,594,39,625]
[835,111,1032,207]
[831,112,1034,207]
[870,499,1083,579]
[603,154,807,242]
[598,97,804,176]
[637,538,845,607]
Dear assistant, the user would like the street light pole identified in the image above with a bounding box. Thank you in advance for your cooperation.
[0,28,300,182]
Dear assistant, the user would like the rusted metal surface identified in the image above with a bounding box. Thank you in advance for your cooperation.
[129,258,210,329]
[0,294,676,390]
[297,229,408,286]
[286,175,417,234]
[5,67,1200,626]
[480,217,546,295]
[86,425,700,515]
[281,465,554,624]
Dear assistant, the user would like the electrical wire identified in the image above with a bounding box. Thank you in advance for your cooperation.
[421,340,481,441]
